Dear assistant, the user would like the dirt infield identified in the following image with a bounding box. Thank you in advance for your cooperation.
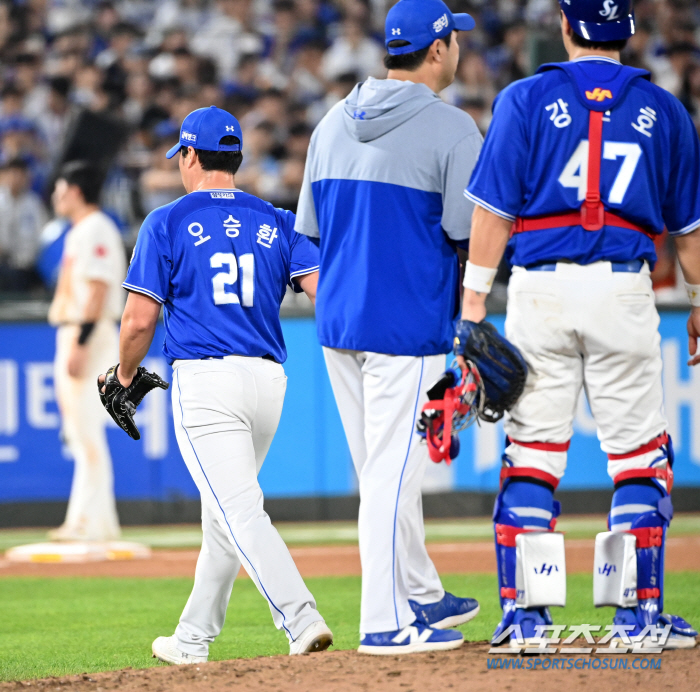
[2,536,700,578]
[1,644,697,692]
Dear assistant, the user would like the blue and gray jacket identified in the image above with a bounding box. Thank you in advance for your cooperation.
[295,77,483,356]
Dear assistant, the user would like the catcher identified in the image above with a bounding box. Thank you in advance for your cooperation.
[460,0,699,650]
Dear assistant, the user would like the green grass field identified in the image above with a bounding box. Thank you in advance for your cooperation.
[1,514,699,551]
[1,572,699,683]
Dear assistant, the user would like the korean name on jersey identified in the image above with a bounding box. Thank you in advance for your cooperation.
[466,58,700,269]
[124,190,319,364]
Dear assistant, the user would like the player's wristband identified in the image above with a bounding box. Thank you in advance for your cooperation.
[77,322,96,345]
[463,261,498,295]
[685,282,700,307]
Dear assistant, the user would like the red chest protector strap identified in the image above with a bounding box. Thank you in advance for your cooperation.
[512,110,654,240]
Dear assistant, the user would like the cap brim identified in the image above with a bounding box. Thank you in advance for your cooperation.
[453,13,475,32]
[165,142,182,159]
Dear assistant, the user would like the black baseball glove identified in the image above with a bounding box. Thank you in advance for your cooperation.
[98,364,169,440]
[453,320,528,423]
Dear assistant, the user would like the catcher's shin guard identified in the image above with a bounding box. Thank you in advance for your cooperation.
[491,469,565,645]
[595,434,697,645]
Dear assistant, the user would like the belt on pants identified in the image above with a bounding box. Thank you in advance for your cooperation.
[203,354,278,363]
[524,260,644,273]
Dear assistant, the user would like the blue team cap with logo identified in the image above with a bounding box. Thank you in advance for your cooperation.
[558,0,635,42]
[385,0,475,55]
[166,106,243,159]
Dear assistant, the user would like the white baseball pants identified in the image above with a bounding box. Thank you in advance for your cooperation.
[54,321,121,541]
[171,357,323,657]
[503,262,668,480]
[323,348,446,634]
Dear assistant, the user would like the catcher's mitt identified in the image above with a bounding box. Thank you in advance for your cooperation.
[98,364,169,440]
[453,320,528,423]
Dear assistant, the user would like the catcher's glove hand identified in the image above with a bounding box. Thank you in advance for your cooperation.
[453,320,528,423]
[98,364,169,440]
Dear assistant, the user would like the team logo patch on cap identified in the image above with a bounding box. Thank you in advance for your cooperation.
[433,13,449,33]
[599,0,620,20]
[182,131,197,143]
[585,88,613,102]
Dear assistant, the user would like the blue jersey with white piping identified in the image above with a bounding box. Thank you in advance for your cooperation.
[296,77,482,356]
[465,58,700,268]
[124,189,319,364]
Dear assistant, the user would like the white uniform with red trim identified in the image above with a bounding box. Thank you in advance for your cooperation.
[464,56,700,646]
[48,210,125,541]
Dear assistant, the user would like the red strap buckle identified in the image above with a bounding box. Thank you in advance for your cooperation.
[637,588,661,600]
[500,587,517,600]
[495,523,530,547]
[628,526,663,548]
[581,198,605,231]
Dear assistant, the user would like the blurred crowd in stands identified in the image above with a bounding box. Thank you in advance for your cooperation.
[0,0,697,299]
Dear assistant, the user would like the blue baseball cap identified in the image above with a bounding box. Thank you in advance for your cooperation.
[559,0,635,42]
[166,105,243,159]
[385,0,475,55]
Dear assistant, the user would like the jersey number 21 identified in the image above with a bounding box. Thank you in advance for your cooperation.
[210,252,255,307]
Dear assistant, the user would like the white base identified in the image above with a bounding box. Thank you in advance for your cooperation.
[5,541,151,563]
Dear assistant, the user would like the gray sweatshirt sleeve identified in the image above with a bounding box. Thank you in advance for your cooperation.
[441,131,483,241]
[294,132,320,238]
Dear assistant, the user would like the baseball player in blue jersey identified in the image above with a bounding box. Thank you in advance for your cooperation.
[296,0,482,655]
[456,0,700,650]
[100,106,333,663]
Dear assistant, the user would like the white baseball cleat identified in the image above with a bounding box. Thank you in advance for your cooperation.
[152,636,208,665]
[289,621,334,655]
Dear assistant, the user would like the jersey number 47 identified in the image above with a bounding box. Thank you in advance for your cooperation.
[559,140,642,204]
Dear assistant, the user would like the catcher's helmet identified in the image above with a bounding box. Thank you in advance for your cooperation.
[558,0,635,42]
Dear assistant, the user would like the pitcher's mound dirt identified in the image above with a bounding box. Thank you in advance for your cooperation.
[1,644,697,692]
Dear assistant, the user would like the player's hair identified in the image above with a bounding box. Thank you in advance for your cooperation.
[180,135,243,175]
[57,160,104,205]
[570,30,627,52]
[383,32,452,72]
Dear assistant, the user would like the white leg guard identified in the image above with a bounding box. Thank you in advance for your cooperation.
[593,532,638,608]
[515,532,567,608]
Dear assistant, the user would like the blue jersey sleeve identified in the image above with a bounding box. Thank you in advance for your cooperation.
[123,207,172,303]
[285,205,319,292]
[664,101,700,236]
[465,81,531,220]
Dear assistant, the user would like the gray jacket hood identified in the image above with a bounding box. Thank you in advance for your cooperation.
[343,77,439,142]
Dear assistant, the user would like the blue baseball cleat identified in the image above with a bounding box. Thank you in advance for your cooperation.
[614,607,697,650]
[358,623,464,655]
[409,592,480,629]
[492,604,553,651]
